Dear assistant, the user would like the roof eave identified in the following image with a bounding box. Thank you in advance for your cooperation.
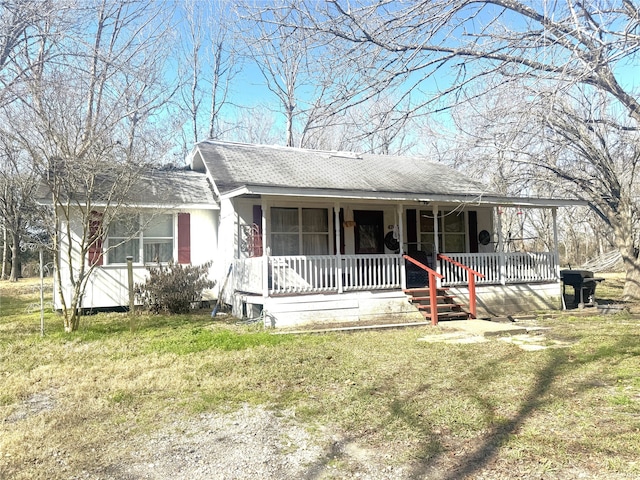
[219,185,425,201]
[43,201,220,210]
[219,185,585,207]
[422,194,587,208]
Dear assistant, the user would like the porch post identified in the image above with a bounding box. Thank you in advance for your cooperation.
[335,203,343,293]
[552,207,560,280]
[496,206,506,285]
[432,204,441,287]
[261,197,269,298]
[397,203,406,290]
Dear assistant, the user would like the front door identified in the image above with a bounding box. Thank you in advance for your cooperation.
[354,210,384,254]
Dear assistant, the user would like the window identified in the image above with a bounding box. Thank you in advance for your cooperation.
[271,207,299,256]
[419,210,466,253]
[107,214,174,264]
[271,207,329,255]
[108,214,140,263]
[302,208,329,255]
[143,214,173,263]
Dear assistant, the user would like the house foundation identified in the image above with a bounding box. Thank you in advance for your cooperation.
[233,283,562,328]
[448,282,563,318]
[234,290,425,329]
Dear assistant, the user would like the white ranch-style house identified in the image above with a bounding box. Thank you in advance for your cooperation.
[49,140,583,328]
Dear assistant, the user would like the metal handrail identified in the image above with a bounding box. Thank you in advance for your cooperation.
[403,254,444,326]
[438,254,484,319]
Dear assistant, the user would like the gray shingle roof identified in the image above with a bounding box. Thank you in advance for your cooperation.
[132,168,216,206]
[192,140,495,198]
[36,166,216,207]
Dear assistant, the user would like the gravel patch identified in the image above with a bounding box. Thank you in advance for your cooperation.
[4,390,57,423]
[88,405,409,480]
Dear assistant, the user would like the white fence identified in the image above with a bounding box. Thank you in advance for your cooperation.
[234,252,557,295]
[270,255,339,294]
[439,252,557,286]
[234,254,402,295]
[342,255,402,291]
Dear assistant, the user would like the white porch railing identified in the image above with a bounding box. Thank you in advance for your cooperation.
[234,254,402,295]
[439,252,557,286]
[342,255,402,291]
[234,252,558,295]
[270,255,339,294]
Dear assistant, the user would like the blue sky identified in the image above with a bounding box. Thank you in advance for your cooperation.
[176,0,640,149]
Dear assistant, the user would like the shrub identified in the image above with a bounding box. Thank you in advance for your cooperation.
[135,261,216,314]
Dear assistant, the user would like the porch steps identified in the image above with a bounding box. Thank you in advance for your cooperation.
[404,287,470,322]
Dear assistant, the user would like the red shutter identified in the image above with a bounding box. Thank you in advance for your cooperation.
[177,213,191,264]
[88,211,104,266]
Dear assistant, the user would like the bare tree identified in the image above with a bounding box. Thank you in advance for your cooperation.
[3,0,177,331]
[287,0,640,297]
[352,96,417,155]
[297,95,417,154]
[176,0,240,152]
[531,92,640,296]
[0,0,73,280]
[241,2,420,150]
[238,4,314,147]
[451,82,640,297]
[229,106,280,145]
[289,1,640,120]
[0,135,43,281]
[0,0,63,107]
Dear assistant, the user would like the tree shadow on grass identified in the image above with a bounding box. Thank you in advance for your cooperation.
[409,334,636,479]
[425,350,566,479]
[298,330,638,480]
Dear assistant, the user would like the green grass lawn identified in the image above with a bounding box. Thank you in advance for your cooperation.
[1,277,639,479]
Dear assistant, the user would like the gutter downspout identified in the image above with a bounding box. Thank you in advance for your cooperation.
[552,207,560,279]
[552,207,563,309]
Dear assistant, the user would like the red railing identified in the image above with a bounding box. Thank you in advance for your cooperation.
[403,254,444,325]
[438,254,485,319]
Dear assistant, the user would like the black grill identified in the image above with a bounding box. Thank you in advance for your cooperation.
[560,269,605,309]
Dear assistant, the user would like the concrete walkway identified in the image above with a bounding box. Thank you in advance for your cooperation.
[277,317,573,351]
[438,319,529,337]
[417,318,569,351]
[278,318,533,337]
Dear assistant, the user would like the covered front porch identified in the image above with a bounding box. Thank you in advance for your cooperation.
[234,250,559,296]
[231,251,561,328]
[227,198,565,326]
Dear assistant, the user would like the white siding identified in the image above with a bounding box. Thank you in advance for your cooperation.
[54,207,219,310]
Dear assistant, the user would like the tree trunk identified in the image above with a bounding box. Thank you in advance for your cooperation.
[65,282,83,332]
[622,257,640,301]
[611,203,640,301]
[286,105,294,147]
[1,221,7,279]
[620,233,640,301]
[9,229,19,281]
